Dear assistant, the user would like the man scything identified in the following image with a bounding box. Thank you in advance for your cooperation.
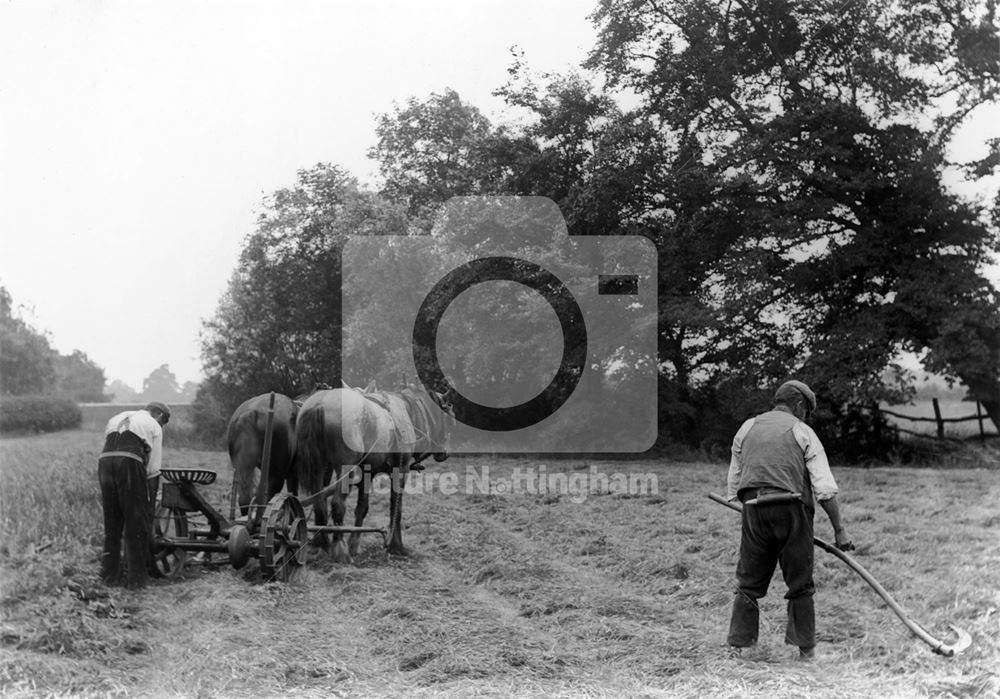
[725,380,853,660]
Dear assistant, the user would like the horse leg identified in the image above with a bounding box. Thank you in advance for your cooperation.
[308,464,332,556]
[349,465,370,558]
[267,428,294,503]
[329,468,353,564]
[387,462,410,557]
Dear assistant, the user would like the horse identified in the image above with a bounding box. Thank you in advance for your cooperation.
[293,386,451,562]
[227,393,299,517]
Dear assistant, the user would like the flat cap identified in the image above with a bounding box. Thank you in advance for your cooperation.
[144,401,171,423]
[774,380,816,412]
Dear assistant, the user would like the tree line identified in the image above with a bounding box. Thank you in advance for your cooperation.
[196,1,1000,455]
[0,286,108,402]
[0,286,197,404]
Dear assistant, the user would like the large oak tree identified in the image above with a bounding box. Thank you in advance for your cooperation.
[580,0,1000,428]
[200,1,1000,445]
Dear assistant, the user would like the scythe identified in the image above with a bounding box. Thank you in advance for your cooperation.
[708,493,972,657]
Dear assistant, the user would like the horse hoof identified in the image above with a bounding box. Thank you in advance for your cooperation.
[331,542,354,565]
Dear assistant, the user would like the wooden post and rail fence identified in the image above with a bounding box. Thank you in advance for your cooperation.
[872,399,997,443]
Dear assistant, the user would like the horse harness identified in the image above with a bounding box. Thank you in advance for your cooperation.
[356,388,446,457]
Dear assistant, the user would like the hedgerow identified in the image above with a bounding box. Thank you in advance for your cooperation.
[0,395,82,433]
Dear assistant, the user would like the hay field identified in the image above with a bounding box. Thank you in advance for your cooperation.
[1,430,998,698]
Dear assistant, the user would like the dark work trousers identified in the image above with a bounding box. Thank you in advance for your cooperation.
[727,500,816,649]
[98,433,152,588]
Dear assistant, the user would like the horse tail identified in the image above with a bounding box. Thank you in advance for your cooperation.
[293,401,328,499]
[227,409,262,514]
[262,398,295,499]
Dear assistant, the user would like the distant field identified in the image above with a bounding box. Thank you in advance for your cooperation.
[1,430,998,697]
[881,399,995,440]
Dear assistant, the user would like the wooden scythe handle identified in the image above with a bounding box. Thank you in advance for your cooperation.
[707,493,971,656]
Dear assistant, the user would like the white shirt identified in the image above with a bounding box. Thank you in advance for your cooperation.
[104,410,163,479]
[726,416,839,502]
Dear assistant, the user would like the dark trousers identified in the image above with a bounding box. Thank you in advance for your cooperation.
[728,500,816,649]
[99,456,152,588]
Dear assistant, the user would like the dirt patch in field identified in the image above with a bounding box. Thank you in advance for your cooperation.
[1,433,998,697]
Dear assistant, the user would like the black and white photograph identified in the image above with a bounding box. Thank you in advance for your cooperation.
[1,1,998,696]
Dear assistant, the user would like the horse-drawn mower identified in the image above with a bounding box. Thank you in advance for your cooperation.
[152,468,310,582]
[150,392,387,582]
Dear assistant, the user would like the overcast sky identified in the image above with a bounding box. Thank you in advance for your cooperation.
[1,1,997,391]
[0,1,597,389]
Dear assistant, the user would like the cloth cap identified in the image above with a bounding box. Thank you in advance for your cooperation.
[774,380,816,412]
[144,402,171,422]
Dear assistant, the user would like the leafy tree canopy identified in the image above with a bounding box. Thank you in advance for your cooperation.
[140,364,182,402]
[577,0,1000,429]
[198,1,1000,448]
[54,350,109,402]
[1,286,108,402]
[107,379,140,403]
[0,286,56,396]
[199,164,409,416]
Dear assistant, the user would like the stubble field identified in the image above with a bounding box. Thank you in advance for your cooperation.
[1,430,998,698]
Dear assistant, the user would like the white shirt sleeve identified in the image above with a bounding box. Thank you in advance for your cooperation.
[726,418,757,501]
[793,421,838,500]
[145,423,163,479]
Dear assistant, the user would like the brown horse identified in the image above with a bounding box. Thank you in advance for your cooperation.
[227,393,299,516]
[293,386,451,562]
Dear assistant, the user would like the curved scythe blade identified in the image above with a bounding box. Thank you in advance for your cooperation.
[931,625,972,657]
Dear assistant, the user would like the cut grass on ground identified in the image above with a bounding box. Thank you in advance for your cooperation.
[1,431,998,698]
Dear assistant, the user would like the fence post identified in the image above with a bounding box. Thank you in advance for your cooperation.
[977,402,985,443]
[932,398,944,440]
